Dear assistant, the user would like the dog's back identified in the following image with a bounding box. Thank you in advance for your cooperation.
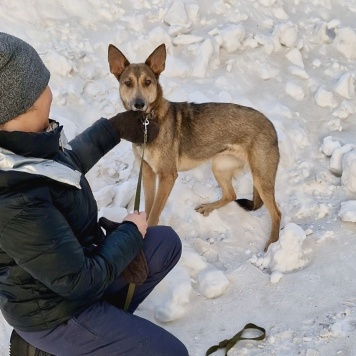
[168,102,278,162]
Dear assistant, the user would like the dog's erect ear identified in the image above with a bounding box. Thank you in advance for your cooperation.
[145,44,166,76]
[108,44,130,78]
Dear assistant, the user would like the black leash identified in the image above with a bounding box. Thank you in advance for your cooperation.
[206,323,266,356]
[123,116,149,311]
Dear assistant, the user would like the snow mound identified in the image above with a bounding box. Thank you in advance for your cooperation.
[250,223,308,283]
[197,268,229,299]
[215,24,246,53]
[154,266,192,323]
[334,27,356,59]
[314,86,338,108]
[334,73,355,99]
[338,201,356,223]
[320,136,342,157]
[341,150,356,193]
[330,144,355,176]
[164,1,192,29]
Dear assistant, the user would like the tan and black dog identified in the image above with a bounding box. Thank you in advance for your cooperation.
[108,43,281,250]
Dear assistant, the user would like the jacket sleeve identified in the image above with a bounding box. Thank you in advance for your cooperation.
[0,201,143,301]
[66,118,120,174]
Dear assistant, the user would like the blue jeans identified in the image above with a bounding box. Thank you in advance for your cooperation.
[16,226,188,356]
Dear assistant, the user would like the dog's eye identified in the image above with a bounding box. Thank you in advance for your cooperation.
[124,81,132,87]
[145,79,151,86]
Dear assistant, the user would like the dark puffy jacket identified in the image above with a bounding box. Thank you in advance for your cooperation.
[0,118,143,331]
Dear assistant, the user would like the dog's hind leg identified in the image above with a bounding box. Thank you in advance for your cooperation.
[254,177,281,251]
[249,146,281,251]
[195,156,240,216]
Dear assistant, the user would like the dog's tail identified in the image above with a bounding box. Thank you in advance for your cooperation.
[235,187,264,211]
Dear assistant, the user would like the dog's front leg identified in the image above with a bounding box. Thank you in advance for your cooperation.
[142,161,156,218]
[147,171,178,226]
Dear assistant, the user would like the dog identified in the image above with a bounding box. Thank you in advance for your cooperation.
[108,43,281,250]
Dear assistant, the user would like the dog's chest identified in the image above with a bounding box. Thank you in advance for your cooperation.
[134,145,161,171]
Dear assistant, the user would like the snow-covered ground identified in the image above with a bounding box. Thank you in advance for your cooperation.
[1,0,356,355]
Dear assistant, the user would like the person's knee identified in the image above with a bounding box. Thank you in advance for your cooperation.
[145,225,182,274]
[147,225,182,254]
[169,340,189,356]
[164,226,182,251]
[149,326,189,356]
[173,339,189,356]
[161,226,182,263]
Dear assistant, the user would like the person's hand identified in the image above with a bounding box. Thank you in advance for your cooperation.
[123,211,148,238]
[108,111,159,144]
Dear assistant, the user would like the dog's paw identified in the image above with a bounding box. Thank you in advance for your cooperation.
[264,243,270,253]
[195,204,214,216]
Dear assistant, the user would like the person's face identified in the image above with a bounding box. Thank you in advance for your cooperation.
[0,86,52,132]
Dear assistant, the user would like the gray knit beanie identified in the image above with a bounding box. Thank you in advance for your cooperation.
[0,32,50,124]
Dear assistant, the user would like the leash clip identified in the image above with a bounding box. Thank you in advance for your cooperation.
[143,117,149,134]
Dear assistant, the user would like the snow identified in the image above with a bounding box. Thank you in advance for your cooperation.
[215,24,246,53]
[334,26,356,59]
[1,0,356,355]
[329,143,355,176]
[342,150,356,193]
[197,267,229,299]
[314,86,338,109]
[285,48,305,68]
[335,73,355,100]
[250,223,308,282]
[338,201,356,223]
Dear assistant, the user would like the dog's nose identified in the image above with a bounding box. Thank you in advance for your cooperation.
[134,99,145,110]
